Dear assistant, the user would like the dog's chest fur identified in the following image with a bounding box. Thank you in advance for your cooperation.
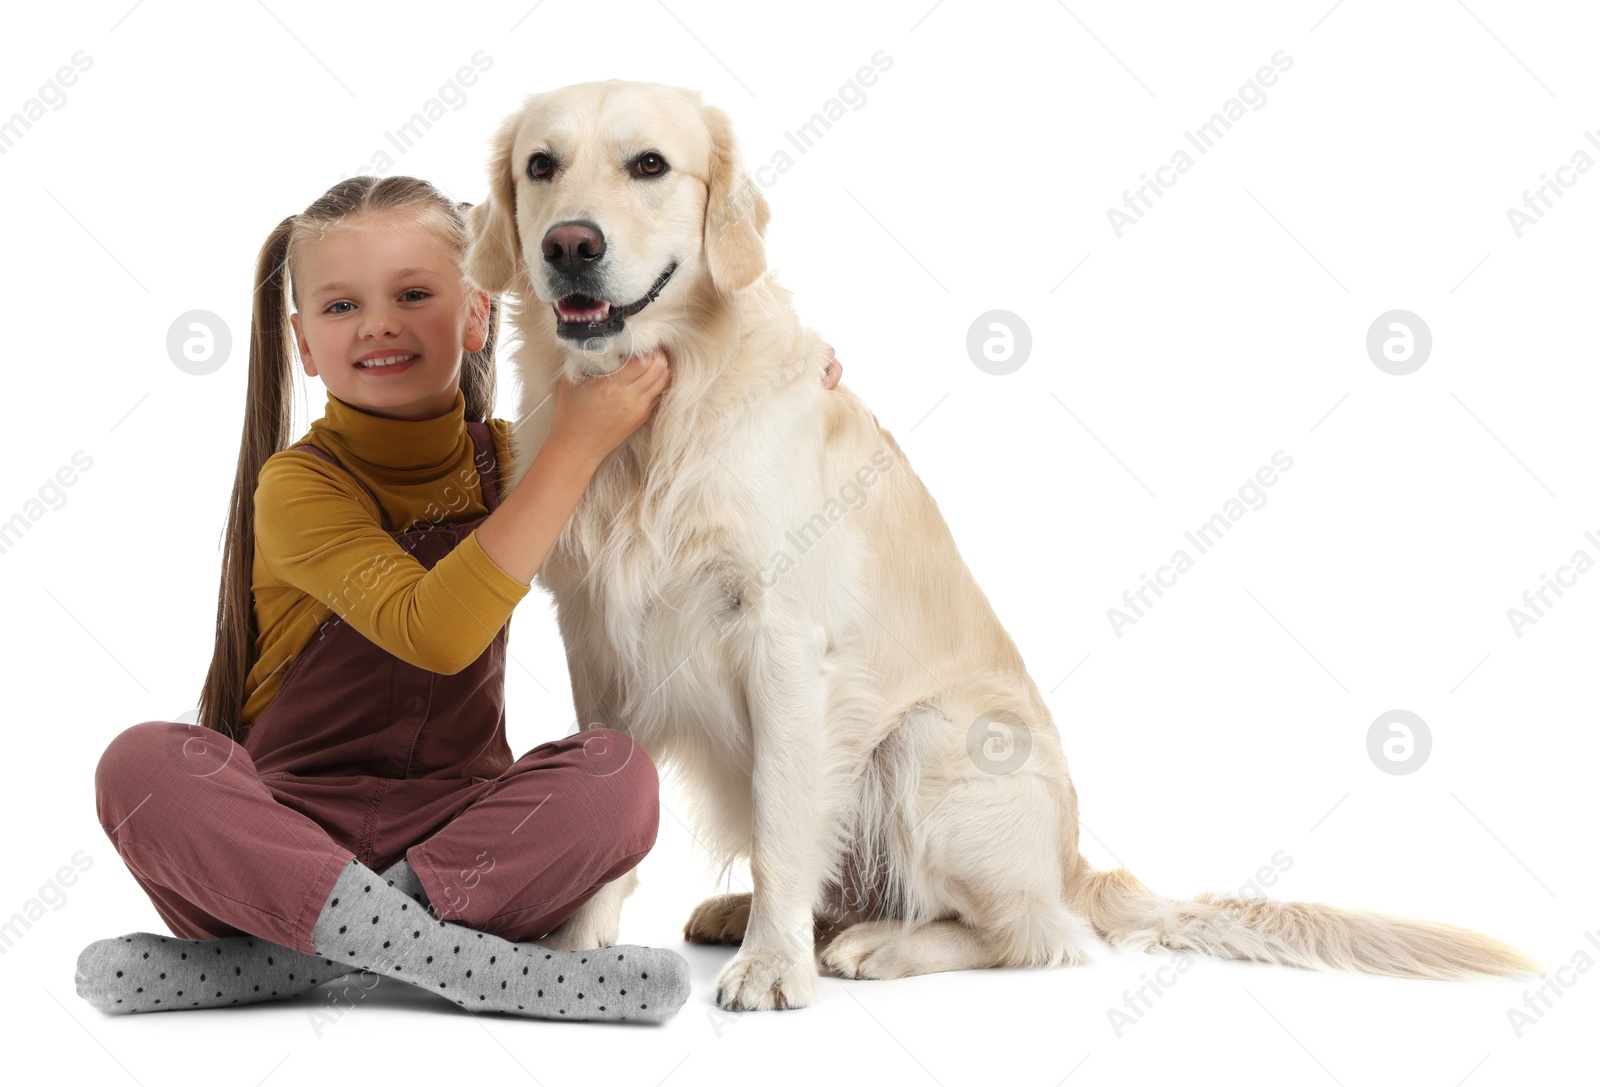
[536,391,825,760]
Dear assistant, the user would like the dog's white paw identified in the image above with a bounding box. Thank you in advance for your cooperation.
[537,909,618,952]
[820,921,910,979]
[714,948,815,1011]
[684,893,751,945]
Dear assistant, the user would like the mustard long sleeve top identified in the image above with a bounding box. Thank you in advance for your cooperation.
[240,388,532,728]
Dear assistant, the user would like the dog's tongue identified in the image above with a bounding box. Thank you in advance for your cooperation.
[556,294,611,321]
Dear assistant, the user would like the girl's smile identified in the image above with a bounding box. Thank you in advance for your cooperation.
[354,352,419,374]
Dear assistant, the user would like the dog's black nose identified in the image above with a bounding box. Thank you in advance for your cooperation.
[543,222,606,271]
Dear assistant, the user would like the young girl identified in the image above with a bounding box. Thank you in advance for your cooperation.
[77,174,843,1023]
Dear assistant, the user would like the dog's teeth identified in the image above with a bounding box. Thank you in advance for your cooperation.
[560,300,610,320]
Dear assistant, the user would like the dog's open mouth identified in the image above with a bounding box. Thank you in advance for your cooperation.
[552,263,678,340]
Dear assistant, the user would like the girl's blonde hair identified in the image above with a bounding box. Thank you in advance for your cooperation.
[197,175,501,741]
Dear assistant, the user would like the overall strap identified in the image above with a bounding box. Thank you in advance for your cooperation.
[293,442,393,532]
[465,420,502,512]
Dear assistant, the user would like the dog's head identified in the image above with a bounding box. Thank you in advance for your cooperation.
[466,80,770,373]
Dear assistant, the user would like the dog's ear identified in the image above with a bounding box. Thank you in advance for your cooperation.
[464,108,525,295]
[702,104,769,294]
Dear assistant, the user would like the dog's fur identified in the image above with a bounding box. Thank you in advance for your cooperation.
[465,80,1539,1010]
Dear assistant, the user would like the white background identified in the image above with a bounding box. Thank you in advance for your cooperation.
[2,1,1596,1084]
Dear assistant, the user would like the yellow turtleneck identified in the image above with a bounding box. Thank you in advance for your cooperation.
[240,388,532,728]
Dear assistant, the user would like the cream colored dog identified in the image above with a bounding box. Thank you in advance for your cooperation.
[465,80,1538,1011]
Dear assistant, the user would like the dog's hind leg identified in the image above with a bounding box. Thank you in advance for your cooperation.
[822,918,1012,978]
[821,765,1096,980]
[685,891,844,948]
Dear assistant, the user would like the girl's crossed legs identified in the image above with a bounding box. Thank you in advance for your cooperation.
[79,721,672,1016]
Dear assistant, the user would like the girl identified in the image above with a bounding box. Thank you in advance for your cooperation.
[77,174,843,1023]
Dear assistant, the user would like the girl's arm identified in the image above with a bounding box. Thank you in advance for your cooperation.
[473,435,603,587]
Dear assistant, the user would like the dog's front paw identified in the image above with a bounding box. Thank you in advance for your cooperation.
[714,948,815,1011]
[684,893,751,945]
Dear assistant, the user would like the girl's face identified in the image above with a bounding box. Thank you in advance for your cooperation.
[289,210,490,421]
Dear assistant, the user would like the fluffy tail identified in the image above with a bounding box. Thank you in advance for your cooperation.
[1068,866,1541,980]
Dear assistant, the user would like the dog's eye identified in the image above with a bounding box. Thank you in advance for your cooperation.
[630,152,669,179]
[527,153,555,181]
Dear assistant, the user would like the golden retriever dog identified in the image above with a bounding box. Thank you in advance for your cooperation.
[464,80,1538,1011]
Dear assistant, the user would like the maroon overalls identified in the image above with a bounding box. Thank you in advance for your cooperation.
[95,421,659,954]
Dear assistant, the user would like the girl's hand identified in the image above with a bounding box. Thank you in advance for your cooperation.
[821,343,843,389]
[550,348,672,466]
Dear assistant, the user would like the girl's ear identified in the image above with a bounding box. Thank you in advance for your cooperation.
[465,107,528,295]
[463,289,491,353]
[701,103,769,294]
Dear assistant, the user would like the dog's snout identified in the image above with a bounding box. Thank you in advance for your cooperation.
[543,222,606,271]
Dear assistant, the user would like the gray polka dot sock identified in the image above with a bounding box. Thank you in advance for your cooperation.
[75,931,350,1014]
[380,857,433,914]
[312,858,688,1021]
[75,857,430,1015]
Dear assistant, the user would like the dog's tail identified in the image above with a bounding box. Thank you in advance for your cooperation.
[1066,865,1540,980]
